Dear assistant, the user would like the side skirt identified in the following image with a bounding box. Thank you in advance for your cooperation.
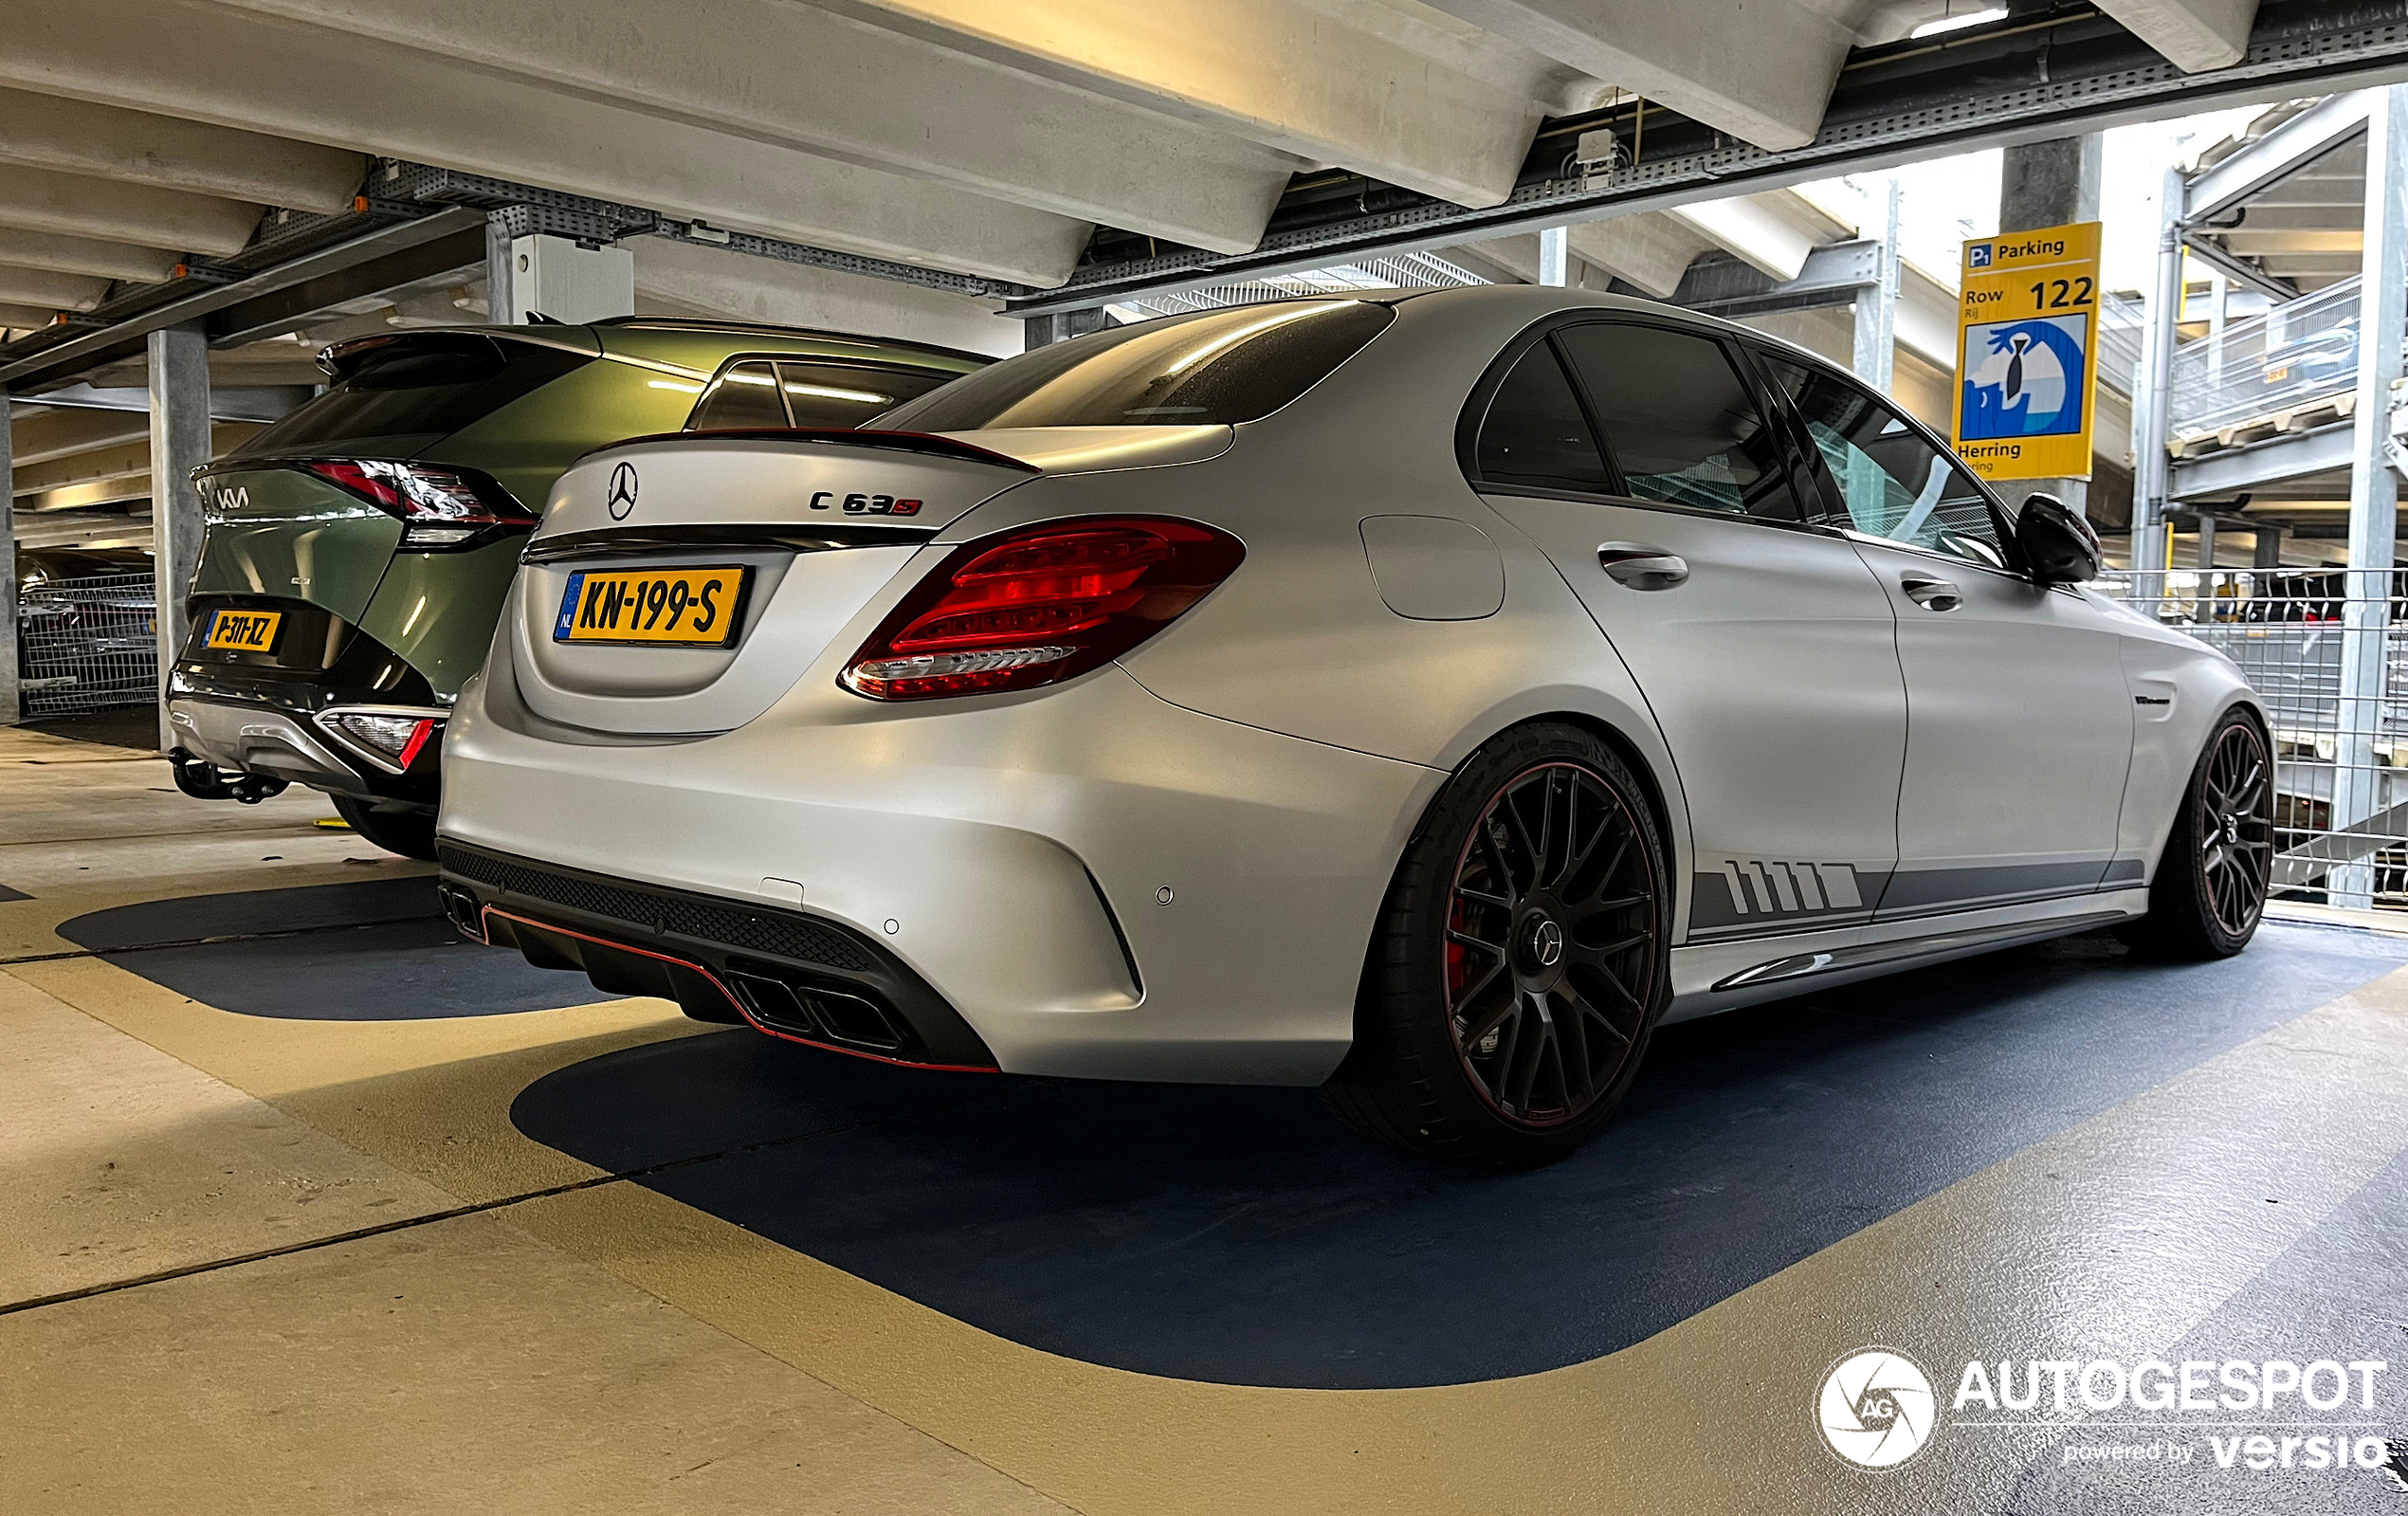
[1662,887,2151,1023]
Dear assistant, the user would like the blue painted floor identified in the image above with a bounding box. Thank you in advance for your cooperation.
[510,922,2408,1389]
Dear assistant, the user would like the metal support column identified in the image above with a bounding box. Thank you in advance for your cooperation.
[2130,166,2186,606]
[2253,524,2285,569]
[2331,83,2408,909]
[148,323,210,754]
[1538,226,1568,288]
[1852,179,1902,393]
[0,401,15,726]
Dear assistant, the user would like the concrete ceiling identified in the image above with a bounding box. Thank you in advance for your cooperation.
[0,0,2272,324]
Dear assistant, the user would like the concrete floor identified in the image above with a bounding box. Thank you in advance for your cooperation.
[6,712,2408,1513]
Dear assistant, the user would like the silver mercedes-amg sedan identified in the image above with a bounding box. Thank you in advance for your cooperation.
[436,286,2271,1165]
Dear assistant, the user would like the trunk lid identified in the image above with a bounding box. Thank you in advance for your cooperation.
[188,463,405,627]
[507,431,1049,735]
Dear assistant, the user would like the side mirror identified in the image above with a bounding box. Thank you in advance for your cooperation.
[2015,494,2102,585]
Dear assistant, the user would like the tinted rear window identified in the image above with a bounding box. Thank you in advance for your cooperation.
[876,301,1392,430]
[684,359,958,431]
[239,334,593,454]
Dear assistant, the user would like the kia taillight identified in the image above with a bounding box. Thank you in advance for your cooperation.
[300,459,536,550]
[841,517,1244,701]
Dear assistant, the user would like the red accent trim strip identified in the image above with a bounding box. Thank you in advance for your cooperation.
[397,718,437,770]
[479,904,995,1073]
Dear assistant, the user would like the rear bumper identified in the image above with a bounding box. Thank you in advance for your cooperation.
[166,690,442,807]
[439,843,997,1069]
[439,656,1440,1086]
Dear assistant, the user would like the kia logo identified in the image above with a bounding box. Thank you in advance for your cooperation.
[606,461,639,520]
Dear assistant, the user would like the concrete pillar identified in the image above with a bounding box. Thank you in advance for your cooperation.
[2253,524,2284,569]
[1852,177,1902,394]
[1024,307,1108,350]
[1998,135,2103,517]
[148,323,210,754]
[0,400,15,726]
[486,225,633,325]
[1538,226,1568,287]
[2330,84,2408,908]
[2130,166,2186,604]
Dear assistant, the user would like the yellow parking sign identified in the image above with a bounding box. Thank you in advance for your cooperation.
[1951,220,2102,482]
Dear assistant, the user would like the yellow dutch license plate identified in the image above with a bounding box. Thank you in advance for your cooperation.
[206,608,283,651]
[554,565,748,647]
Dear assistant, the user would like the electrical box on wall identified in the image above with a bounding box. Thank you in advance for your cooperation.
[501,233,633,325]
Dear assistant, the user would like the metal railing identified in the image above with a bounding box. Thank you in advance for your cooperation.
[16,573,158,717]
[2109,569,2408,909]
[2166,276,2362,439]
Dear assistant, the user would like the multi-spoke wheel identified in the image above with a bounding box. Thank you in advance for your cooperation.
[1324,723,1669,1165]
[2131,709,2272,959]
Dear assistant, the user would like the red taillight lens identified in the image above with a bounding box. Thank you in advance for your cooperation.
[300,459,534,550]
[841,516,1244,701]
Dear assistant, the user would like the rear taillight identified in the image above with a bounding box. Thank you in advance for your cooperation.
[841,516,1244,701]
[301,459,535,550]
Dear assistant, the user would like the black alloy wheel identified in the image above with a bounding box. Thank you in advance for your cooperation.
[2132,709,2273,958]
[1442,761,1658,1125]
[2198,718,2275,940]
[1325,722,1669,1166]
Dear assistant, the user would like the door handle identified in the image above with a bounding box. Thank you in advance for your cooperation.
[1597,542,1688,590]
[1901,575,1962,612]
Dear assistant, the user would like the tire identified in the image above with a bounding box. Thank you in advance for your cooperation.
[2128,707,2273,959]
[332,794,440,862]
[1323,722,1671,1167]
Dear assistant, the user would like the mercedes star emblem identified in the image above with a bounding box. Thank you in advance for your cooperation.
[606,461,640,520]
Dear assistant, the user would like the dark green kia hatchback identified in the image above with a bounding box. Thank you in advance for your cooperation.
[167,317,988,856]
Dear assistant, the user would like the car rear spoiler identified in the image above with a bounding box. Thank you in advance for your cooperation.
[586,428,1043,473]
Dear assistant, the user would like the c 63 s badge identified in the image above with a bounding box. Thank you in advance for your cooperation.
[810,490,922,517]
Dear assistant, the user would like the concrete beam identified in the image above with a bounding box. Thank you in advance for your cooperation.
[1419,0,1851,152]
[2094,0,2260,74]
[0,300,62,329]
[1665,194,1821,282]
[0,86,363,212]
[629,236,1020,358]
[0,161,259,257]
[810,0,1543,210]
[0,226,179,283]
[0,263,107,311]
[194,0,1294,254]
[1569,213,1714,298]
[0,0,1092,287]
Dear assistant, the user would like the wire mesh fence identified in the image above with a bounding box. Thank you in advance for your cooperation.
[17,573,159,717]
[2166,275,2362,440]
[2107,568,2408,911]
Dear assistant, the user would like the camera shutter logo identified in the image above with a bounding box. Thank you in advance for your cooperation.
[606,461,640,521]
[1817,1348,1938,1469]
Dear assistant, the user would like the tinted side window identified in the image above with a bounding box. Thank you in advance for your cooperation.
[1472,341,1613,494]
[685,360,788,430]
[1758,356,2006,567]
[775,362,952,429]
[1556,323,1802,521]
